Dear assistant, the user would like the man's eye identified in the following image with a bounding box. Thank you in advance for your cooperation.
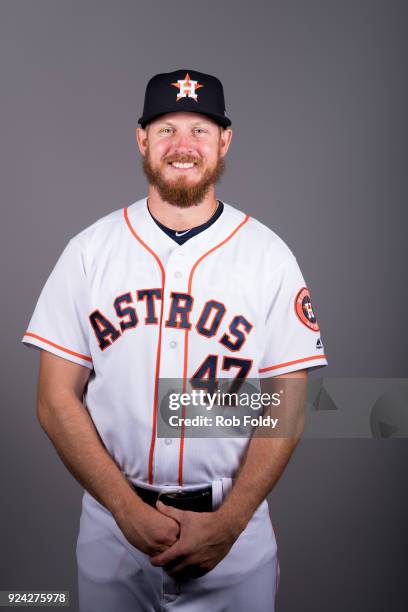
[161,127,173,134]
[195,128,206,134]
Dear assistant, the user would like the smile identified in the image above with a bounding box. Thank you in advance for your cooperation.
[169,162,197,169]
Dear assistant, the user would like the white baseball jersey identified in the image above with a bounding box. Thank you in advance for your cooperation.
[22,197,328,488]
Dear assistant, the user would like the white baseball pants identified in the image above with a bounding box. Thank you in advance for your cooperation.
[76,488,280,611]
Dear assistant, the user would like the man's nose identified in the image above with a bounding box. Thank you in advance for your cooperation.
[173,131,194,152]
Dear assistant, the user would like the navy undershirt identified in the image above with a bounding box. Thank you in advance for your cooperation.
[149,200,224,245]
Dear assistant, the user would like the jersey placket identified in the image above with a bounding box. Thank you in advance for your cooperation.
[152,246,190,486]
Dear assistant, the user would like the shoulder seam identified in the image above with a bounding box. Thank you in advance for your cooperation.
[75,211,125,239]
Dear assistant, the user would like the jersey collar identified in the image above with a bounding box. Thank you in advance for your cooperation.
[124,197,248,261]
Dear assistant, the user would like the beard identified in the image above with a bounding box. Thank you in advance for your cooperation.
[141,146,226,208]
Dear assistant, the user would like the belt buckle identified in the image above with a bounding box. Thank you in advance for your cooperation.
[157,486,212,512]
[157,487,183,506]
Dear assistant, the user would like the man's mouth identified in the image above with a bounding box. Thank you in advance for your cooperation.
[167,161,198,170]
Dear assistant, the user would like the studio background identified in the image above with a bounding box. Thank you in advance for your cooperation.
[1,1,407,610]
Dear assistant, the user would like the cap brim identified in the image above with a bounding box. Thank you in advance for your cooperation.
[138,109,231,129]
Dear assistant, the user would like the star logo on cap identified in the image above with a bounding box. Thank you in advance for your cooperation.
[171,72,204,102]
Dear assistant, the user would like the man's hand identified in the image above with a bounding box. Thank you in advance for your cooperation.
[149,501,240,579]
[36,351,182,558]
[114,496,180,557]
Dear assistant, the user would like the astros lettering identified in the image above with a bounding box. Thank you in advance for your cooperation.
[89,288,253,352]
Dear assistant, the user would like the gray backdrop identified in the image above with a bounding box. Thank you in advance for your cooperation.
[1,1,407,610]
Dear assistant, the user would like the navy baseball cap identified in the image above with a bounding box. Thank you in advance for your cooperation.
[138,69,232,129]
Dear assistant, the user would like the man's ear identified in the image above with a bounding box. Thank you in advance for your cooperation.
[136,126,148,156]
[220,127,233,157]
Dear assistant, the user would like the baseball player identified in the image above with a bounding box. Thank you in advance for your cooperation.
[22,69,328,611]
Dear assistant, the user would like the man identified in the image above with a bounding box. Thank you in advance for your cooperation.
[22,69,328,611]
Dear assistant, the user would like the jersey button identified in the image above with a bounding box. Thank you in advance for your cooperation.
[174,271,182,278]
[165,438,172,446]
[169,340,177,349]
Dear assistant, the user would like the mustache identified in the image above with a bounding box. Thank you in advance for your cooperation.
[141,153,226,208]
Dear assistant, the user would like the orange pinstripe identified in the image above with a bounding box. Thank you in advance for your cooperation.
[124,207,166,485]
[178,214,250,485]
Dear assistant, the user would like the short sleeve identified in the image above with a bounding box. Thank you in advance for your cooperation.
[258,255,328,377]
[21,237,93,369]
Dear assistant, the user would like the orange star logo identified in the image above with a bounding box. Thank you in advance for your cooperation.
[171,72,204,102]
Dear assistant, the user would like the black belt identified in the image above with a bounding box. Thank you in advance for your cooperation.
[132,484,213,512]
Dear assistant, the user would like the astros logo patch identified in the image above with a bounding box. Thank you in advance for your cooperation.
[295,287,320,331]
[171,72,203,101]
